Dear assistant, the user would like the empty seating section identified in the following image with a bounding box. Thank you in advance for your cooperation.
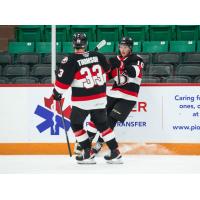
[1,25,200,84]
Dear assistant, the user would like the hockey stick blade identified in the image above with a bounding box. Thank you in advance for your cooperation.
[94,40,107,51]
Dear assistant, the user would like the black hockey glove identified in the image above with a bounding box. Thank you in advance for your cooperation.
[109,57,121,68]
[53,88,62,101]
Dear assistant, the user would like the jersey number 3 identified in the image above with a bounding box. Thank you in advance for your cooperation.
[80,64,105,89]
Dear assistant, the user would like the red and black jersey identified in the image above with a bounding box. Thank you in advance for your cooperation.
[108,54,144,101]
[54,51,110,110]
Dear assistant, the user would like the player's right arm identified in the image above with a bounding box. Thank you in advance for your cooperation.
[53,56,77,100]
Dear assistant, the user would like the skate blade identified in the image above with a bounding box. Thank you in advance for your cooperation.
[106,158,123,164]
[77,159,96,165]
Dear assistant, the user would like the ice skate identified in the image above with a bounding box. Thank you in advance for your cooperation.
[76,148,96,164]
[92,141,104,154]
[74,142,83,155]
[104,149,123,164]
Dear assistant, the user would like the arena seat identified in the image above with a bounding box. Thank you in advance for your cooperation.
[176,25,199,41]
[89,42,115,53]
[170,41,196,52]
[71,25,96,41]
[44,25,71,42]
[142,76,160,83]
[41,76,52,83]
[0,76,9,83]
[97,25,122,42]
[11,76,39,83]
[147,64,173,77]
[62,42,74,53]
[36,42,62,53]
[8,42,34,54]
[153,53,181,64]
[162,76,192,83]
[42,53,65,64]
[0,53,12,66]
[31,64,51,76]
[149,25,175,41]
[175,64,200,77]
[123,25,149,41]
[3,64,30,76]
[142,41,168,53]
[182,53,200,63]
[15,25,44,42]
[16,53,40,65]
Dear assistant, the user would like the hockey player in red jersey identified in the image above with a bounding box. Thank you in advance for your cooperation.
[86,36,144,154]
[52,32,122,164]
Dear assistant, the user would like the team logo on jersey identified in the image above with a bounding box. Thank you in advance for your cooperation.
[61,57,68,64]
[34,95,71,135]
[83,52,89,57]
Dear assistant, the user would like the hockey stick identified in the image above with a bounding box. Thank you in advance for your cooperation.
[94,40,107,51]
[58,100,72,157]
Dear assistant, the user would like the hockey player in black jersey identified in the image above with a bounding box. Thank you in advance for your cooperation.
[52,32,122,164]
[87,36,144,156]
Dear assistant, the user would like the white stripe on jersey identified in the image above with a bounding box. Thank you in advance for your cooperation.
[132,65,140,77]
[54,85,66,94]
[128,77,142,85]
[72,97,107,110]
[107,89,138,101]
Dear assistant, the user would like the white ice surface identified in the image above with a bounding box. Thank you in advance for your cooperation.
[1,155,200,173]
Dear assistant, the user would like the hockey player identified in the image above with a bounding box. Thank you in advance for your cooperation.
[52,32,122,164]
[87,36,144,154]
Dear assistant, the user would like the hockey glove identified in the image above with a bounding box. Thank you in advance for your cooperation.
[53,88,62,101]
[109,57,121,68]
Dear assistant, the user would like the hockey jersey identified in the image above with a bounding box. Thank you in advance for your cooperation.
[108,54,144,101]
[54,51,110,110]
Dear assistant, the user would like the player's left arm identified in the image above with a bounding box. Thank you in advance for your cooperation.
[124,58,144,78]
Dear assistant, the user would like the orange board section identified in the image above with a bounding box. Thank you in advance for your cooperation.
[1,143,200,155]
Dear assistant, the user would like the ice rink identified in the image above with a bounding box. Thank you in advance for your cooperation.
[1,155,200,173]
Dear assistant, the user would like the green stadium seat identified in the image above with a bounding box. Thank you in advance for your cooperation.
[44,25,71,42]
[71,25,96,41]
[163,76,192,83]
[149,25,175,41]
[97,25,122,42]
[170,41,196,52]
[89,42,115,53]
[36,42,61,53]
[123,25,149,41]
[153,53,181,64]
[0,65,2,75]
[16,25,44,42]
[62,42,74,53]
[195,41,200,52]
[142,41,168,53]
[176,25,199,40]
[132,42,142,53]
[8,42,34,54]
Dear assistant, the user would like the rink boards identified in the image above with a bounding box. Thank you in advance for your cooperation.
[1,83,200,155]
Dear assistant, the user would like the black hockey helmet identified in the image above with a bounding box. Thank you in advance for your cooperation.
[119,36,133,50]
[72,32,88,49]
